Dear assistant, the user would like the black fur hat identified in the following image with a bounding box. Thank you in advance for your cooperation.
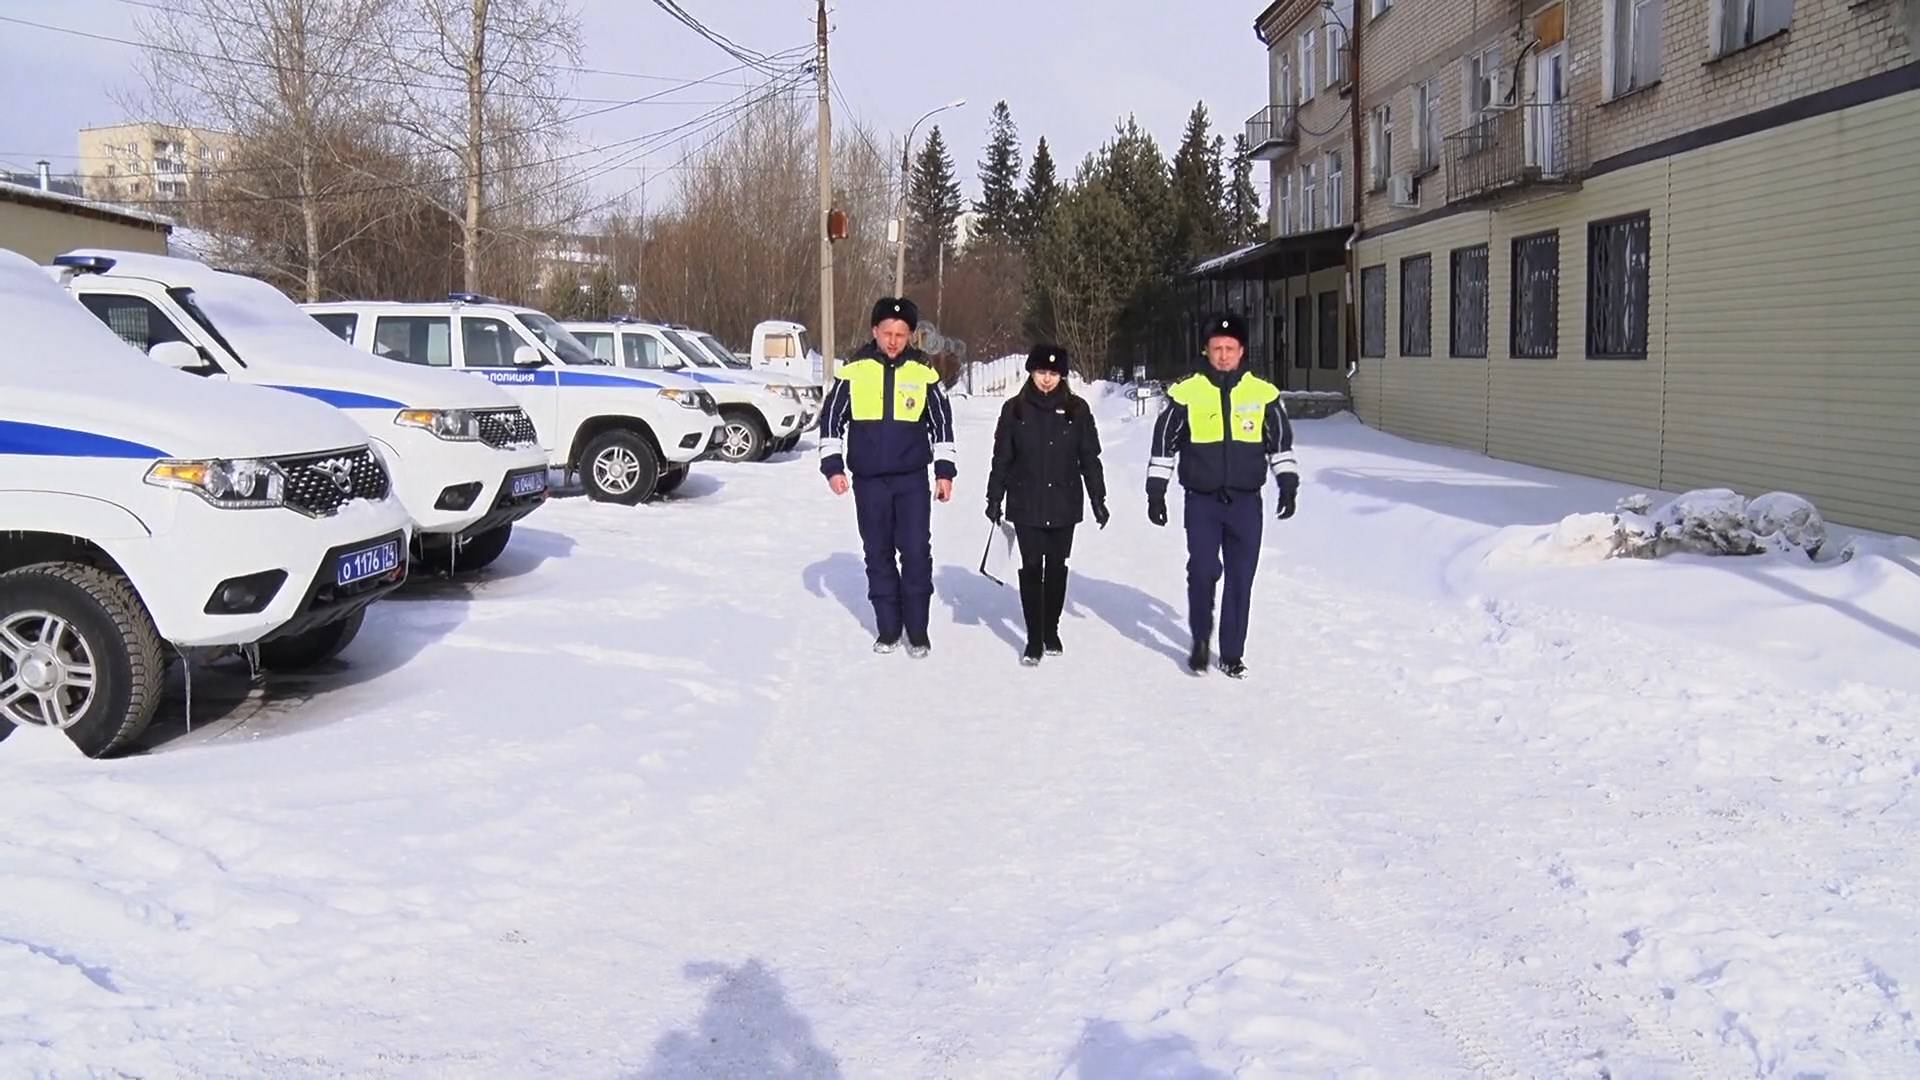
[1204,313,1248,349]
[1026,344,1069,376]
[871,296,920,331]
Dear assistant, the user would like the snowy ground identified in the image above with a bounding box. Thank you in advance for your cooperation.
[5,389,1919,1079]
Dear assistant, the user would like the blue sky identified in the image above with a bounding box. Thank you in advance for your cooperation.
[0,0,1270,202]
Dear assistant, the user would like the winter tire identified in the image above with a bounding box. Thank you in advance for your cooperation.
[258,608,365,672]
[582,430,661,505]
[0,562,164,759]
[715,409,769,464]
[415,523,514,575]
[656,466,689,495]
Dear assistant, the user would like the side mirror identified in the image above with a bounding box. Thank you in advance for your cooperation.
[512,344,546,367]
[150,341,205,370]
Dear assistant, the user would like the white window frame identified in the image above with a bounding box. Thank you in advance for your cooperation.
[1274,48,1294,108]
[1370,104,1394,189]
[1325,0,1353,88]
[1279,174,1295,235]
[1300,28,1319,102]
[1416,79,1442,172]
[1712,0,1792,56]
[1605,0,1664,98]
[1466,45,1504,117]
[1326,151,1345,226]
[1369,0,1394,19]
[1301,161,1319,231]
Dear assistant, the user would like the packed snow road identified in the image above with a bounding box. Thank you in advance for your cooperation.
[5,389,1919,1078]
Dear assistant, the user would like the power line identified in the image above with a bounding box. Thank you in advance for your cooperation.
[648,0,791,75]
[0,13,808,108]
[98,0,772,87]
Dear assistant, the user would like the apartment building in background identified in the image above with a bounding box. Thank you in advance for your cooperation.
[1197,0,1919,535]
[78,123,232,206]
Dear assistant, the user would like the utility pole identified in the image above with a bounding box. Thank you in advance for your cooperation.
[815,0,837,384]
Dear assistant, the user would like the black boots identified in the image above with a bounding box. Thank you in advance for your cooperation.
[1018,568,1045,666]
[1188,639,1211,675]
[1043,566,1068,655]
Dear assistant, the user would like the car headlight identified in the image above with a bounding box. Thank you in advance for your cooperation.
[146,458,289,509]
[657,388,707,410]
[395,408,481,441]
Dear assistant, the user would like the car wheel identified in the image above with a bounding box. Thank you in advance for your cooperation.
[258,608,366,672]
[0,562,164,758]
[717,410,769,464]
[582,430,662,505]
[415,522,515,574]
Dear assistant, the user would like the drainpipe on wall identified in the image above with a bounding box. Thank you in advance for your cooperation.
[1346,0,1365,387]
[36,160,51,192]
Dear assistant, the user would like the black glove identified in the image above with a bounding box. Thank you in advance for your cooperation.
[1092,500,1111,529]
[1276,473,1299,521]
[985,500,1002,524]
[1147,490,1168,527]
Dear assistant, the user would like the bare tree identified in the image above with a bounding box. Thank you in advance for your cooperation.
[383,0,581,292]
[133,0,393,300]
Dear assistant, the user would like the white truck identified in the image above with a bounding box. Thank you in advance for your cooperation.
[0,249,412,758]
[750,320,816,381]
[562,319,815,462]
[304,297,722,505]
[51,252,550,573]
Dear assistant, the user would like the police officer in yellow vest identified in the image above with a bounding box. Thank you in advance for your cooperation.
[1146,314,1299,679]
[820,297,957,657]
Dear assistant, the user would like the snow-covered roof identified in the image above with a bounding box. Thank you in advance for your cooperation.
[0,180,174,230]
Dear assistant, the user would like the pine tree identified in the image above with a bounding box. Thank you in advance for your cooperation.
[973,101,1022,246]
[1014,136,1059,251]
[906,124,963,288]
[1169,102,1228,263]
[1226,133,1264,245]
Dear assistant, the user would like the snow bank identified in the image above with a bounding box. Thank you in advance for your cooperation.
[1490,489,1833,567]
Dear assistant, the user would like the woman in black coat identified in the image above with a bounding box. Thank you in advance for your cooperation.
[985,344,1108,665]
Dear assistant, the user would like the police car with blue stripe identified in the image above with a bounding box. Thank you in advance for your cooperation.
[50,251,550,573]
[0,249,413,758]
[562,319,815,463]
[302,298,721,505]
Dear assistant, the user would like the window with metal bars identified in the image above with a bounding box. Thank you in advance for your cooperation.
[1361,265,1386,357]
[1450,244,1489,358]
[1512,231,1560,358]
[1318,291,1341,369]
[1400,254,1432,357]
[1586,213,1651,359]
[1293,295,1313,369]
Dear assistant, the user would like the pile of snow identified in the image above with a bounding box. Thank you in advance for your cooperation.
[1492,489,1832,566]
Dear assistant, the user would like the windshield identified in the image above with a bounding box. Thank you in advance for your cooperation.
[661,328,717,368]
[698,332,750,369]
[515,312,604,365]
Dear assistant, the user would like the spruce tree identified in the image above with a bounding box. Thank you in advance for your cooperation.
[1170,102,1228,263]
[973,101,1022,245]
[1226,133,1264,245]
[905,124,963,287]
[1014,136,1060,251]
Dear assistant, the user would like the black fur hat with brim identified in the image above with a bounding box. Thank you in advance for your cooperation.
[871,296,920,331]
[1204,313,1248,349]
[1026,344,1069,376]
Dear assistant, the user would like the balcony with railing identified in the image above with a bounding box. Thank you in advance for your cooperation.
[1442,102,1586,205]
[1245,104,1300,161]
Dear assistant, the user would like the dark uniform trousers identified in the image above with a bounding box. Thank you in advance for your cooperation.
[1184,488,1263,661]
[853,470,933,641]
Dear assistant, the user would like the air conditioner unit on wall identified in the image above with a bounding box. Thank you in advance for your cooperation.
[1389,173,1419,207]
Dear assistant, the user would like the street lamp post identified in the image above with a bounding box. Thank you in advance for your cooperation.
[893,97,966,297]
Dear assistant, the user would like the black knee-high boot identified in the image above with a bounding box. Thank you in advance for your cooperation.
[1019,567,1045,665]
[1043,562,1068,655]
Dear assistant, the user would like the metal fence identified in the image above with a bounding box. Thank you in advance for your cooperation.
[1443,103,1583,204]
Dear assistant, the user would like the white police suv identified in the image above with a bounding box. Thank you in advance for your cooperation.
[562,319,813,463]
[50,252,550,573]
[0,249,412,758]
[304,297,721,504]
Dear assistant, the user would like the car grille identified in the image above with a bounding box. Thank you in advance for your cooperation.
[277,447,390,517]
[476,407,539,449]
